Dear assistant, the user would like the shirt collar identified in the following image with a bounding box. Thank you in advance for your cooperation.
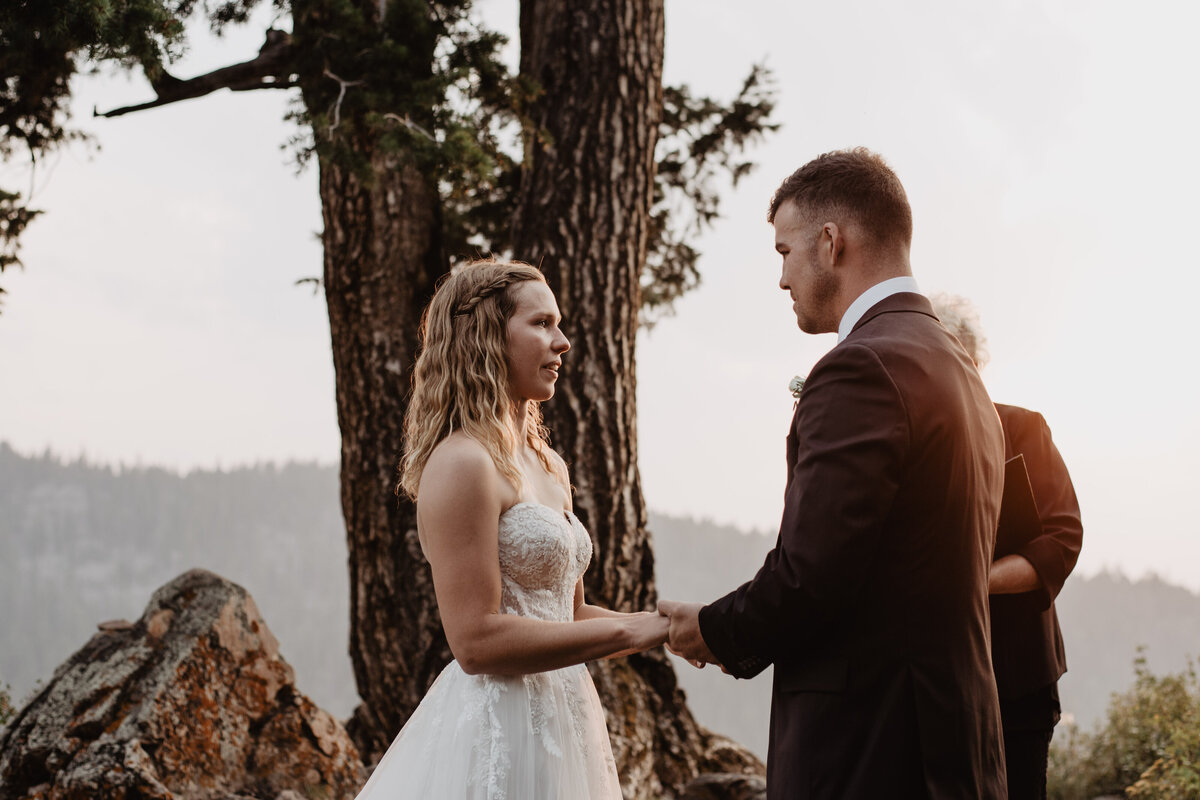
[837,276,922,343]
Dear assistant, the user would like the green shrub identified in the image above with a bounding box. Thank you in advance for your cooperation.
[1124,662,1200,800]
[1048,651,1200,800]
[1048,721,1094,800]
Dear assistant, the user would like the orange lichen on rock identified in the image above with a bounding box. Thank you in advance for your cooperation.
[0,569,365,800]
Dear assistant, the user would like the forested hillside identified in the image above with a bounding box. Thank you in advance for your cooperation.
[3,443,1197,759]
[0,443,358,716]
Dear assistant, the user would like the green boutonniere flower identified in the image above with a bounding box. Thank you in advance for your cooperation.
[789,375,806,399]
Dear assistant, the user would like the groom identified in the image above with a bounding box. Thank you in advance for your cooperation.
[660,148,1008,799]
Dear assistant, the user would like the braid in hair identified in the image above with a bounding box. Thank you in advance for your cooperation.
[453,275,518,317]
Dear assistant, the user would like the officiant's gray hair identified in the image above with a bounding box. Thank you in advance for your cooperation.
[931,292,990,369]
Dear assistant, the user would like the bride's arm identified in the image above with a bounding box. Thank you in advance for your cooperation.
[418,439,667,676]
[573,581,625,620]
[573,579,663,660]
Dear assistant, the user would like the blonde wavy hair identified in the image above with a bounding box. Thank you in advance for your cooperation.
[398,259,557,501]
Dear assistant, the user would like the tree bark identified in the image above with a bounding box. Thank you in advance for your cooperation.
[514,0,660,623]
[291,0,450,759]
[512,2,761,796]
[316,143,450,761]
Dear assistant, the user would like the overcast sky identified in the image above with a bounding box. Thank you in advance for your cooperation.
[3,0,1198,591]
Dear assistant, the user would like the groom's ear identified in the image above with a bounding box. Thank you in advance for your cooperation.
[822,222,845,266]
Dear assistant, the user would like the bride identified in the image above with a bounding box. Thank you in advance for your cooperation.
[354,259,668,799]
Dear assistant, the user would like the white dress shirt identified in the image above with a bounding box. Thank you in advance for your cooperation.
[837,276,923,343]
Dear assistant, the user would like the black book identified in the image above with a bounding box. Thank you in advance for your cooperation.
[995,453,1042,557]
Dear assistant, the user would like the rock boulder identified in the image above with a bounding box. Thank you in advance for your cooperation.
[680,772,768,800]
[0,569,364,800]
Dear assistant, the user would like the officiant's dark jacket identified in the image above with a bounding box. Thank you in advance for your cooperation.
[700,293,1008,800]
[990,403,1083,714]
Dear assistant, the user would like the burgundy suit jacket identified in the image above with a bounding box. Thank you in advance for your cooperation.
[699,293,1008,800]
[990,403,1083,703]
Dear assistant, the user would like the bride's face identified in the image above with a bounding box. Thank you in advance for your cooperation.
[504,281,570,403]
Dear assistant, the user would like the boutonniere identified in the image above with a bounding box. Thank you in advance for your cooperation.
[788,375,806,399]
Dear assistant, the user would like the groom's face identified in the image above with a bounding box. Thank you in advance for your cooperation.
[774,201,841,334]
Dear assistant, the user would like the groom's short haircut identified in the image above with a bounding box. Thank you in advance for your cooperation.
[768,147,913,250]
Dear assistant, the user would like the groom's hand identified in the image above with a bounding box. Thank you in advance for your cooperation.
[657,600,719,669]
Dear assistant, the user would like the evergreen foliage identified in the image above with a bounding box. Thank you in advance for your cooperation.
[0,0,187,300]
[643,64,777,323]
[0,0,776,318]
[443,58,779,328]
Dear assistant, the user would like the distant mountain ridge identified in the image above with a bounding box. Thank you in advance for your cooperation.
[3,442,1198,759]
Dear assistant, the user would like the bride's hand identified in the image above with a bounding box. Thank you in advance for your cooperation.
[622,611,670,653]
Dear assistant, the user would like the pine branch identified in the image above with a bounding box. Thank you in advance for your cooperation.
[94,29,296,119]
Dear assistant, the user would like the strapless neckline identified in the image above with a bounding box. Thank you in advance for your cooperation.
[502,500,574,524]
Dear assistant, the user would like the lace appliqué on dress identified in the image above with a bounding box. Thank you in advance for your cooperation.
[462,675,511,800]
[466,503,595,800]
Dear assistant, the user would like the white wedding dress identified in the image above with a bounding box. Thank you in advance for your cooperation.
[353,502,622,800]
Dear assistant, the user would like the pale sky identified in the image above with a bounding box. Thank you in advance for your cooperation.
[3,0,1198,590]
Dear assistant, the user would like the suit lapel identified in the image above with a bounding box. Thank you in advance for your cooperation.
[786,402,801,484]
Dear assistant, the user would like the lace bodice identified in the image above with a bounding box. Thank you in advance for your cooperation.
[497,502,593,623]
[353,500,620,800]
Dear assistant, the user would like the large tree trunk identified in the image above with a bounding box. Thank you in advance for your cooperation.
[317,146,450,761]
[292,0,452,762]
[512,2,761,796]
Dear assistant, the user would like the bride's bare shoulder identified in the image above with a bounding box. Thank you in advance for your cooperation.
[419,432,509,511]
[423,432,492,480]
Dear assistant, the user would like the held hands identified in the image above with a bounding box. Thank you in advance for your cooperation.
[620,611,671,656]
[656,600,721,671]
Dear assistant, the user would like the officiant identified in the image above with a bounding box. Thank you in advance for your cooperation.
[933,294,1084,800]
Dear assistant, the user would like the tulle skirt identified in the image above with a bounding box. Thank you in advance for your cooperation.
[354,660,622,800]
